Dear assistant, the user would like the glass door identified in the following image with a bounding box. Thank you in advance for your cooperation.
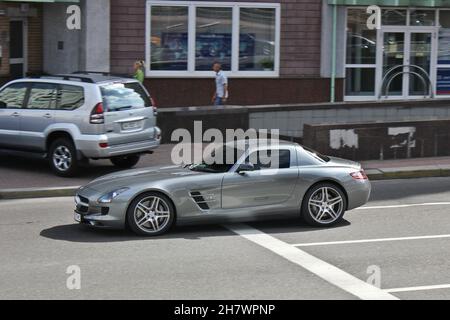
[409,32,432,96]
[9,19,27,79]
[379,28,436,99]
[382,32,405,97]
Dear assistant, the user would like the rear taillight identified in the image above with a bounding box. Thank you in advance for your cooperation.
[90,103,104,124]
[350,170,369,180]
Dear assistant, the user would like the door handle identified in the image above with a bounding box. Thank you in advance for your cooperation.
[43,113,52,119]
[11,112,19,117]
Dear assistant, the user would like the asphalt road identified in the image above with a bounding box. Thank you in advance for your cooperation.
[1,177,450,300]
[0,145,176,189]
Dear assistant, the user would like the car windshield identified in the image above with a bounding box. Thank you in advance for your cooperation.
[188,146,245,173]
[302,146,330,162]
[101,82,151,112]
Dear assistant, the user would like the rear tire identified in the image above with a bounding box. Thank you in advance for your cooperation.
[110,155,140,169]
[127,192,175,236]
[301,183,347,227]
[49,138,79,177]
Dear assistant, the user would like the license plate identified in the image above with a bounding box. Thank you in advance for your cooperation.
[74,212,81,223]
[122,121,141,130]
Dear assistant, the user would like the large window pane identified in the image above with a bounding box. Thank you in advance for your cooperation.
[195,7,232,71]
[410,10,435,26]
[438,11,450,64]
[346,9,376,65]
[150,6,188,71]
[345,68,376,96]
[239,8,276,71]
[437,68,450,95]
[382,9,407,26]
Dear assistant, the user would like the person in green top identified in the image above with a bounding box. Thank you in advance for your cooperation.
[133,60,145,83]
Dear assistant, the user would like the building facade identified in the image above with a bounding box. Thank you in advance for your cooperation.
[2,0,450,108]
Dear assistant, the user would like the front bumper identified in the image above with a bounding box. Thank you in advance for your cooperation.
[74,188,128,229]
[75,127,161,159]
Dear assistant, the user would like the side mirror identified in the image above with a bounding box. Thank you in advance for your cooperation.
[0,101,6,109]
[237,163,255,174]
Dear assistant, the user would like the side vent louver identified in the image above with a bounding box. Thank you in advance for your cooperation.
[189,191,210,210]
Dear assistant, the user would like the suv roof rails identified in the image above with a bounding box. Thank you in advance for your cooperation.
[73,71,111,76]
[73,71,130,78]
[28,74,95,83]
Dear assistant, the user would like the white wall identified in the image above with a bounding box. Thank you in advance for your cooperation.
[43,0,110,74]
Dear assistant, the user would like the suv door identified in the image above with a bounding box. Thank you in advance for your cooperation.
[20,82,58,151]
[100,81,157,146]
[221,148,299,209]
[0,82,28,149]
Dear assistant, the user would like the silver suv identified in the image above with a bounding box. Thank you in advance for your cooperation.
[0,73,161,176]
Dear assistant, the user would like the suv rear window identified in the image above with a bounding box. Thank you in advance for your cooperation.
[101,82,151,112]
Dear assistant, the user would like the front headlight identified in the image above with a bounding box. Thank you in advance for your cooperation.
[97,187,130,203]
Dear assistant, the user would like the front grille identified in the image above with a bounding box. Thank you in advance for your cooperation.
[76,204,89,213]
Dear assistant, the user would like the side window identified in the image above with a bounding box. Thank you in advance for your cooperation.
[57,85,84,110]
[246,149,291,170]
[0,83,28,109]
[27,83,58,110]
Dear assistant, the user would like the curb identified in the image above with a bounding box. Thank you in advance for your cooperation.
[0,186,79,200]
[0,169,449,200]
[367,168,450,181]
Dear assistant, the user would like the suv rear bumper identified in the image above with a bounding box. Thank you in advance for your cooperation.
[76,127,161,159]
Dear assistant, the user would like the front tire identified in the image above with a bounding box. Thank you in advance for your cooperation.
[110,155,140,169]
[127,192,175,236]
[49,138,79,177]
[301,183,347,227]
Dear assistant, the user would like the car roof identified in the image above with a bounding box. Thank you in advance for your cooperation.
[8,73,138,86]
[225,139,299,150]
[44,73,136,84]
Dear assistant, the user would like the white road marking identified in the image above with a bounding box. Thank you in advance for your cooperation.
[226,223,398,300]
[385,284,450,293]
[357,202,450,210]
[293,234,450,247]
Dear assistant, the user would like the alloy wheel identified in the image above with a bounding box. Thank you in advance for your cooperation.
[134,196,171,233]
[308,187,344,224]
[52,146,72,172]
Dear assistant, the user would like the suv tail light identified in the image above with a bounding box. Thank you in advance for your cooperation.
[90,103,104,124]
[350,170,369,180]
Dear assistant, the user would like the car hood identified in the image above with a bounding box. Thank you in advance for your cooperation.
[84,165,206,192]
[326,156,361,169]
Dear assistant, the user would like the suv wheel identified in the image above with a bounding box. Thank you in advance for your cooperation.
[110,155,140,169]
[49,138,79,177]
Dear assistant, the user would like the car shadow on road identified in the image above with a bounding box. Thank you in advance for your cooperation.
[39,217,351,243]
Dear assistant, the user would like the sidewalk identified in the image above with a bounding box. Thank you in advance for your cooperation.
[0,146,449,200]
[361,156,450,180]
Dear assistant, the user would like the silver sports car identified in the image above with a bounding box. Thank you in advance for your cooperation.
[74,140,371,236]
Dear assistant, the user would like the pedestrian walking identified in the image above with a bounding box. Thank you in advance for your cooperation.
[133,60,145,83]
[211,62,228,106]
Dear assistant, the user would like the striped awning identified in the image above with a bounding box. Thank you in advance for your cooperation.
[329,0,450,7]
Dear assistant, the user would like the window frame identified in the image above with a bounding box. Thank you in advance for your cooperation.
[244,148,293,171]
[0,82,30,109]
[24,82,59,111]
[146,1,281,78]
[56,84,85,111]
